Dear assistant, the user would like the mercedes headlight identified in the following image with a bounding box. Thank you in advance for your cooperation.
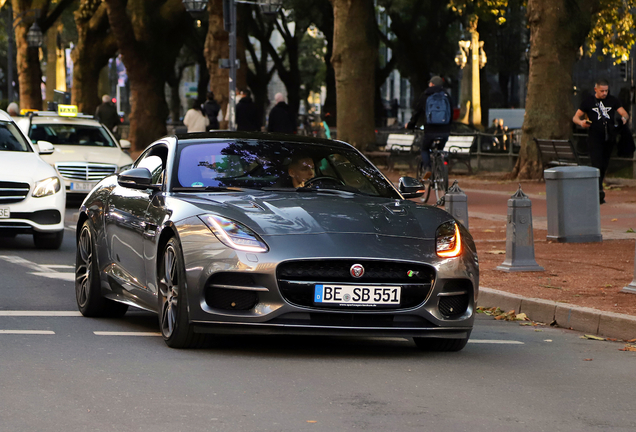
[436,221,462,258]
[32,177,61,198]
[200,215,269,253]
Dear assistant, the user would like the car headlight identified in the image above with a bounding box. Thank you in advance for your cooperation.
[32,177,61,198]
[436,221,462,258]
[200,215,269,253]
[118,164,133,173]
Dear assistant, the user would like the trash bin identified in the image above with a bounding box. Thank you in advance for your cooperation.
[544,166,602,243]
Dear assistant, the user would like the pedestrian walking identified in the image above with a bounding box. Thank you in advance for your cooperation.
[95,95,120,133]
[267,93,296,134]
[235,89,261,132]
[406,76,452,178]
[203,91,221,130]
[183,98,209,133]
[572,78,629,204]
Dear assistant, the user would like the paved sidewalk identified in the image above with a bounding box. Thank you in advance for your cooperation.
[387,170,636,341]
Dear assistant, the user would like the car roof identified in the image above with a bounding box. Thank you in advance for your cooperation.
[0,110,13,122]
[174,131,354,149]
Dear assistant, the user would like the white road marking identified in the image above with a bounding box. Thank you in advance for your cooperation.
[29,272,75,282]
[0,255,75,281]
[94,331,162,337]
[469,339,524,344]
[0,311,81,316]
[0,330,55,335]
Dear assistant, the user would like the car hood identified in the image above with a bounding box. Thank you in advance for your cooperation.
[40,145,133,167]
[173,191,454,239]
[0,151,59,183]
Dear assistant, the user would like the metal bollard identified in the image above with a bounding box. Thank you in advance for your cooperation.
[622,242,636,294]
[496,185,545,272]
[445,180,469,230]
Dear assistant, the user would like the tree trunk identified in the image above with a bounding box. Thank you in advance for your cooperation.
[13,13,43,110]
[72,3,118,115]
[104,0,188,152]
[205,0,230,128]
[513,0,595,179]
[329,0,377,149]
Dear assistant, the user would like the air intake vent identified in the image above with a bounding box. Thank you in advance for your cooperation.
[205,288,258,311]
[438,294,469,319]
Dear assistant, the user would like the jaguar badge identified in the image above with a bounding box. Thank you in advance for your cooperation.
[350,264,365,278]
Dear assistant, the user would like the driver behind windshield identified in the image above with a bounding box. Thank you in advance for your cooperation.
[287,156,315,188]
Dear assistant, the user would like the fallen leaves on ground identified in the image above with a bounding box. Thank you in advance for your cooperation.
[486,250,506,255]
[477,307,529,321]
[583,358,593,361]
[619,344,636,352]
[580,334,606,341]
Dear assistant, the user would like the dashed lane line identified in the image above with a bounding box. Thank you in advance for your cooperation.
[0,330,55,335]
[94,331,162,337]
[0,255,75,282]
[0,311,81,316]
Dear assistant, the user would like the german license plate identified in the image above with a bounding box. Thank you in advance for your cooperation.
[314,284,401,306]
[70,181,93,191]
[0,207,9,218]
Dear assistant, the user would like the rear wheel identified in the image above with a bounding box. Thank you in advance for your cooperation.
[33,230,64,249]
[413,337,468,352]
[75,221,128,317]
[158,238,206,348]
[433,155,448,203]
[417,160,432,204]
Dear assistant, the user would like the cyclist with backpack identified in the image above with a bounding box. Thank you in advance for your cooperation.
[407,76,452,179]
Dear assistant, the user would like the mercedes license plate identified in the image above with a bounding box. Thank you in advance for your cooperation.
[0,207,9,218]
[314,284,400,307]
[70,182,93,191]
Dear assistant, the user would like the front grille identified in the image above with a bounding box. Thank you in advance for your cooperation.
[277,260,435,310]
[438,294,469,318]
[0,181,30,204]
[10,210,61,225]
[55,163,117,181]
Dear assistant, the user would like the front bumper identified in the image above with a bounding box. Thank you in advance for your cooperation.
[175,220,479,336]
[0,191,65,233]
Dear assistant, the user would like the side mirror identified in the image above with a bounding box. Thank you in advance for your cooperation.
[119,139,131,149]
[117,168,158,190]
[36,140,55,155]
[398,176,424,198]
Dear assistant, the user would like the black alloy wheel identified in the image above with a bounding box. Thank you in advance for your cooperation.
[158,238,206,348]
[75,221,128,317]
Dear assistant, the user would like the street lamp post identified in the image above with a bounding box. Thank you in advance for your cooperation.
[5,5,44,103]
[455,21,487,128]
[183,0,282,130]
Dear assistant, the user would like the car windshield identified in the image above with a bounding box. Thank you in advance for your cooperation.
[29,123,117,147]
[173,139,400,199]
[0,121,32,152]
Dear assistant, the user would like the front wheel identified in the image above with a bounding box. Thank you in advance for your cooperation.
[413,337,468,352]
[158,238,206,348]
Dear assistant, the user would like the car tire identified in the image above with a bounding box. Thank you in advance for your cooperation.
[413,337,469,352]
[75,221,128,317]
[33,230,64,249]
[158,237,206,349]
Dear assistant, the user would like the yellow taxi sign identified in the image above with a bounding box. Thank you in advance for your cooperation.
[20,109,38,116]
[58,104,78,117]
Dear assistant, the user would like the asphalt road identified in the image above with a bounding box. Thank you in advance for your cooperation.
[0,209,634,432]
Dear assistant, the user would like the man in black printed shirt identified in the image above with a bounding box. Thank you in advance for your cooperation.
[572,78,630,204]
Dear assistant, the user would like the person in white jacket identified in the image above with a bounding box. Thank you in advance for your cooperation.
[183,99,209,133]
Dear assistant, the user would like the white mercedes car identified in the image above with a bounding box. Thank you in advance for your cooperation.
[0,110,66,249]
[15,106,134,195]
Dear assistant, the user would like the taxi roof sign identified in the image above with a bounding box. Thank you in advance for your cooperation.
[58,104,78,117]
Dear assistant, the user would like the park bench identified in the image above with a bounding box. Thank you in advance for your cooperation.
[444,135,473,174]
[533,138,580,169]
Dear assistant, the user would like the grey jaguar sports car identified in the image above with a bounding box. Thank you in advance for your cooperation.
[75,132,479,350]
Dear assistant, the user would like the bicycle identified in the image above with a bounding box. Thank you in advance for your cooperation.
[416,138,449,205]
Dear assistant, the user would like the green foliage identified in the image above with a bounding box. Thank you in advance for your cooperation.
[299,29,326,99]
[448,0,509,25]
[586,0,636,63]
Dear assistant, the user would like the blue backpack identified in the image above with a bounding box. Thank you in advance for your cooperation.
[425,91,451,125]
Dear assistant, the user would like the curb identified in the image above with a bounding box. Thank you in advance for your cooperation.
[478,287,636,341]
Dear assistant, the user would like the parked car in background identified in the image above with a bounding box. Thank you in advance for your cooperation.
[0,110,66,249]
[16,105,134,196]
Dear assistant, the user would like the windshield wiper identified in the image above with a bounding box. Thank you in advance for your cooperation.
[172,186,243,192]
